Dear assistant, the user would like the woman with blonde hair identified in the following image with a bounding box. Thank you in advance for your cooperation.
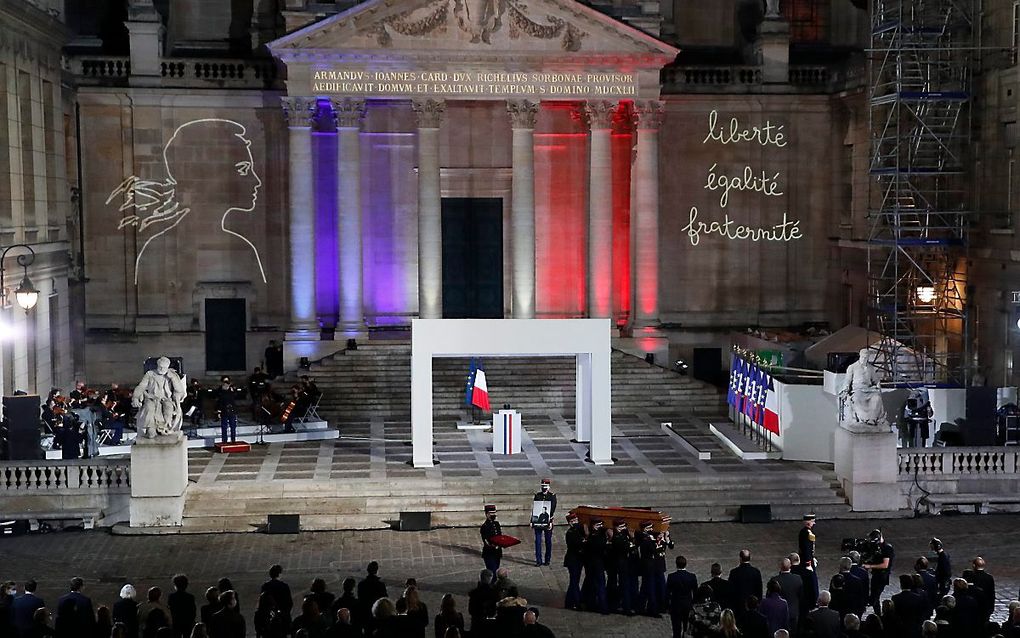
[720,608,741,638]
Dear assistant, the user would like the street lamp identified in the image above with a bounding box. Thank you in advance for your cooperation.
[0,244,39,311]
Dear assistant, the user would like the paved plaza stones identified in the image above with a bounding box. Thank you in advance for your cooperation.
[4,514,1020,637]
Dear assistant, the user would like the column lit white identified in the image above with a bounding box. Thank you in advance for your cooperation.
[283,97,318,333]
[332,98,367,335]
[585,101,617,319]
[413,99,446,320]
[507,100,539,319]
[632,101,664,327]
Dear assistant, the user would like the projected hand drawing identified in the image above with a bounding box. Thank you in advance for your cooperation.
[106,118,267,284]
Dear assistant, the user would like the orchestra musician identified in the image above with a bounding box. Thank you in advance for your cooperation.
[102,385,130,445]
[215,376,242,443]
[184,379,206,427]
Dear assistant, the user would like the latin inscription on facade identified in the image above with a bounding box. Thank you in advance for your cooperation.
[310,69,637,99]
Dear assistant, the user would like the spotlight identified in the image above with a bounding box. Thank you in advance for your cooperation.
[916,286,936,304]
[673,359,689,376]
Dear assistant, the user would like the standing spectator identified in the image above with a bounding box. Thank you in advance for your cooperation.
[331,579,359,634]
[216,581,236,608]
[112,585,139,638]
[891,575,925,638]
[930,540,952,597]
[12,580,45,638]
[760,581,790,635]
[54,577,95,638]
[742,597,771,638]
[707,563,732,611]
[433,594,464,638]
[774,559,804,636]
[357,562,388,616]
[952,579,982,636]
[399,587,428,638]
[253,592,286,638]
[835,558,867,620]
[915,558,937,610]
[720,608,742,638]
[209,591,245,638]
[26,608,54,638]
[842,614,865,638]
[95,606,113,638]
[138,587,172,638]
[731,550,765,622]
[261,565,293,624]
[789,554,813,622]
[200,589,221,628]
[467,570,495,634]
[290,598,327,638]
[665,555,698,638]
[307,579,335,626]
[966,558,995,623]
[690,584,723,638]
[169,575,197,638]
[806,591,841,638]
[370,599,398,638]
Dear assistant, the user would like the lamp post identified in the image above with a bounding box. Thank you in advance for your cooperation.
[0,244,40,311]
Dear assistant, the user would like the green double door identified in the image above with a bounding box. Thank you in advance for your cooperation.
[441,197,504,319]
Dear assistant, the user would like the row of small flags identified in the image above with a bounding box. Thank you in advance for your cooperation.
[465,358,491,412]
[727,354,780,434]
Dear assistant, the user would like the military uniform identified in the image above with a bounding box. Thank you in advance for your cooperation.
[480,505,503,575]
[799,514,819,610]
[581,520,609,614]
[532,479,557,566]
[610,522,638,614]
[563,514,586,610]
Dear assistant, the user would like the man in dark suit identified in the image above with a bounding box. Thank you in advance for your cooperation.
[54,577,95,638]
[665,555,698,638]
[952,578,983,636]
[914,557,937,609]
[774,558,804,636]
[260,564,293,623]
[730,549,764,621]
[167,574,196,638]
[707,562,732,610]
[806,591,841,638]
[891,574,925,638]
[356,561,388,624]
[930,539,952,597]
[12,580,44,638]
[967,557,995,623]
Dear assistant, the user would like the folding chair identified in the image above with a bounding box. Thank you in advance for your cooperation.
[297,393,323,424]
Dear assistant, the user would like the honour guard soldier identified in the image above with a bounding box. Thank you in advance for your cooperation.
[610,519,638,615]
[481,504,503,576]
[799,513,819,610]
[563,513,586,611]
[582,518,609,614]
[532,478,557,566]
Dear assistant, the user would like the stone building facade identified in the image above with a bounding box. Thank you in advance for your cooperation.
[0,0,77,397]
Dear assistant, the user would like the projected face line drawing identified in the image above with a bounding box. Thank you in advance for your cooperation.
[106,118,266,285]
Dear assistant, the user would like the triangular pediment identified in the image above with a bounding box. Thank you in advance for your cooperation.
[269,0,678,62]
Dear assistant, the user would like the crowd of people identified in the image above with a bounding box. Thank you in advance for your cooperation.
[0,561,557,638]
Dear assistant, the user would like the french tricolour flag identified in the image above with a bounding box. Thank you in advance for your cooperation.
[471,368,491,412]
[762,373,780,434]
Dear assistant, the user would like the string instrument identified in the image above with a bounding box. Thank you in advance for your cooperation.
[280,399,298,423]
[51,394,68,416]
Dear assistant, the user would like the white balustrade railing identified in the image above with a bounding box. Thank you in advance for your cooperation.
[0,459,130,492]
[898,447,1020,476]
[66,55,278,89]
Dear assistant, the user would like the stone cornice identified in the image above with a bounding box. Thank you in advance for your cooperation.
[0,0,69,70]
[274,48,675,69]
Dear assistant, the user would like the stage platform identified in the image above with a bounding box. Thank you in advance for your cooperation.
[173,411,880,533]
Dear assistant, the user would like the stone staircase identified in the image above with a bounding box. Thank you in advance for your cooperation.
[180,467,851,532]
[311,342,727,422]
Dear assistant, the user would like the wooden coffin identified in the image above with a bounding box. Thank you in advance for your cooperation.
[568,505,671,533]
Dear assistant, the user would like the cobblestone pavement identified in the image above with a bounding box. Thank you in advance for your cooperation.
[3,514,1019,637]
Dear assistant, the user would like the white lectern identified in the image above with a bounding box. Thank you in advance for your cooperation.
[493,409,522,455]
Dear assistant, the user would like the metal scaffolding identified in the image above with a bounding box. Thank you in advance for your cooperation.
[868,0,975,384]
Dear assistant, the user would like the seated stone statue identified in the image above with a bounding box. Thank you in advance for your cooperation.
[838,347,889,429]
[132,356,187,438]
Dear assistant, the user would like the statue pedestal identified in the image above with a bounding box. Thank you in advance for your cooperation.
[834,423,900,512]
[754,17,790,84]
[130,432,188,527]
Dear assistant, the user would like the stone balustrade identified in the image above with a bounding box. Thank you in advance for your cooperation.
[661,64,864,94]
[0,458,131,493]
[898,447,1020,476]
[67,55,279,89]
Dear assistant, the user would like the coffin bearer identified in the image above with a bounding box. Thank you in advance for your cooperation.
[532,479,557,566]
[563,512,586,611]
[481,504,503,576]
[799,513,819,609]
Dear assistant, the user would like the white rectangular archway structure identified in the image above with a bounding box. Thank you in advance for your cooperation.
[412,319,613,467]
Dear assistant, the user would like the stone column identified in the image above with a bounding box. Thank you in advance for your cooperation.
[331,98,367,336]
[631,101,664,328]
[282,97,318,335]
[585,101,617,319]
[413,99,446,319]
[507,100,539,319]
